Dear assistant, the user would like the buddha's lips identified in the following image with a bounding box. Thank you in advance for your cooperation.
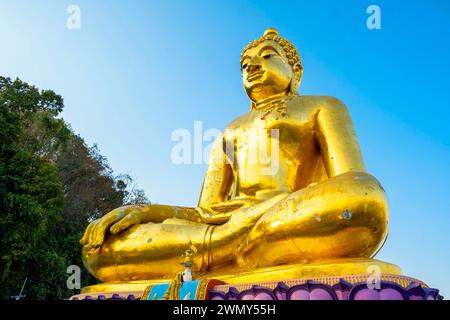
[247,71,264,82]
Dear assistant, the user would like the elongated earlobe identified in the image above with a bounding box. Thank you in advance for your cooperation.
[289,66,303,94]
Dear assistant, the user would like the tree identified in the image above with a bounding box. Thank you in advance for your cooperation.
[0,76,148,299]
[0,77,67,299]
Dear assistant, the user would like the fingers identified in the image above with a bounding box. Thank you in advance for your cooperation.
[84,219,100,252]
[90,219,106,249]
[196,207,231,224]
[80,222,94,245]
[81,206,142,254]
[90,210,124,249]
[82,208,125,251]
[110,211,140,234]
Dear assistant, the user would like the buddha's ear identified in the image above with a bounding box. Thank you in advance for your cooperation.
[289,64,303,94]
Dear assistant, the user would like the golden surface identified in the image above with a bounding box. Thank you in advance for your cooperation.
[80,28,389,283]
[80,259,401,294]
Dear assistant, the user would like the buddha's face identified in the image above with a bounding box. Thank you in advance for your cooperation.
[241,40,294,103]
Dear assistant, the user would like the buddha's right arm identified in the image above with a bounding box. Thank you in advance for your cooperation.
[80,136,234,252]
[120,134,235,226]
[116,134,235,224]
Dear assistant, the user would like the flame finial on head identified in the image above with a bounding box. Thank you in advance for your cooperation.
[264,27,279,37]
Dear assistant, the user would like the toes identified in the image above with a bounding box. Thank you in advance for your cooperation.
[86,246,100,256]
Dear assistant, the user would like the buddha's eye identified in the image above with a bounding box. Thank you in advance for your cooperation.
[241,63,248,70]
[263,53,273,59]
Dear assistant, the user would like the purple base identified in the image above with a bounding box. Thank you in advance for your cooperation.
[71,293,138,300]
[70,279,443,300]
[208,279,443,300]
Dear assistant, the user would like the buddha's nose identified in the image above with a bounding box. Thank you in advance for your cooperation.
[247,58,262,73]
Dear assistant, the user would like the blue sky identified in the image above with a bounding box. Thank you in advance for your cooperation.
[1,0,449,297]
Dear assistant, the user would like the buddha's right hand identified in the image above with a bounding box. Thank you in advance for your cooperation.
[80,205,145,255]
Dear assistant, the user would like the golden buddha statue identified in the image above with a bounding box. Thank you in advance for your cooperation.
[80,28,392,285]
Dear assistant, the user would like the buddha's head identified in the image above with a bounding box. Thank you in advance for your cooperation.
[240,28,303,108]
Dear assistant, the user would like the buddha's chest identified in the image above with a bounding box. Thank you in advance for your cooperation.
[224,106,318,165]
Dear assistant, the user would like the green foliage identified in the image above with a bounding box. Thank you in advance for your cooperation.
[0,76,148,299]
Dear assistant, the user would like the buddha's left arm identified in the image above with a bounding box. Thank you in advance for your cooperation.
[316,97,366,177]
[195,134,236,224]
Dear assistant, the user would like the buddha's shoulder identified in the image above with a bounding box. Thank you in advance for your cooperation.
[288,95,348,112]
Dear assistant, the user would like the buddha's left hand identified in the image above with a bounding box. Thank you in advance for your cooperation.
[195,198,262,224]
[210,198,261,212]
